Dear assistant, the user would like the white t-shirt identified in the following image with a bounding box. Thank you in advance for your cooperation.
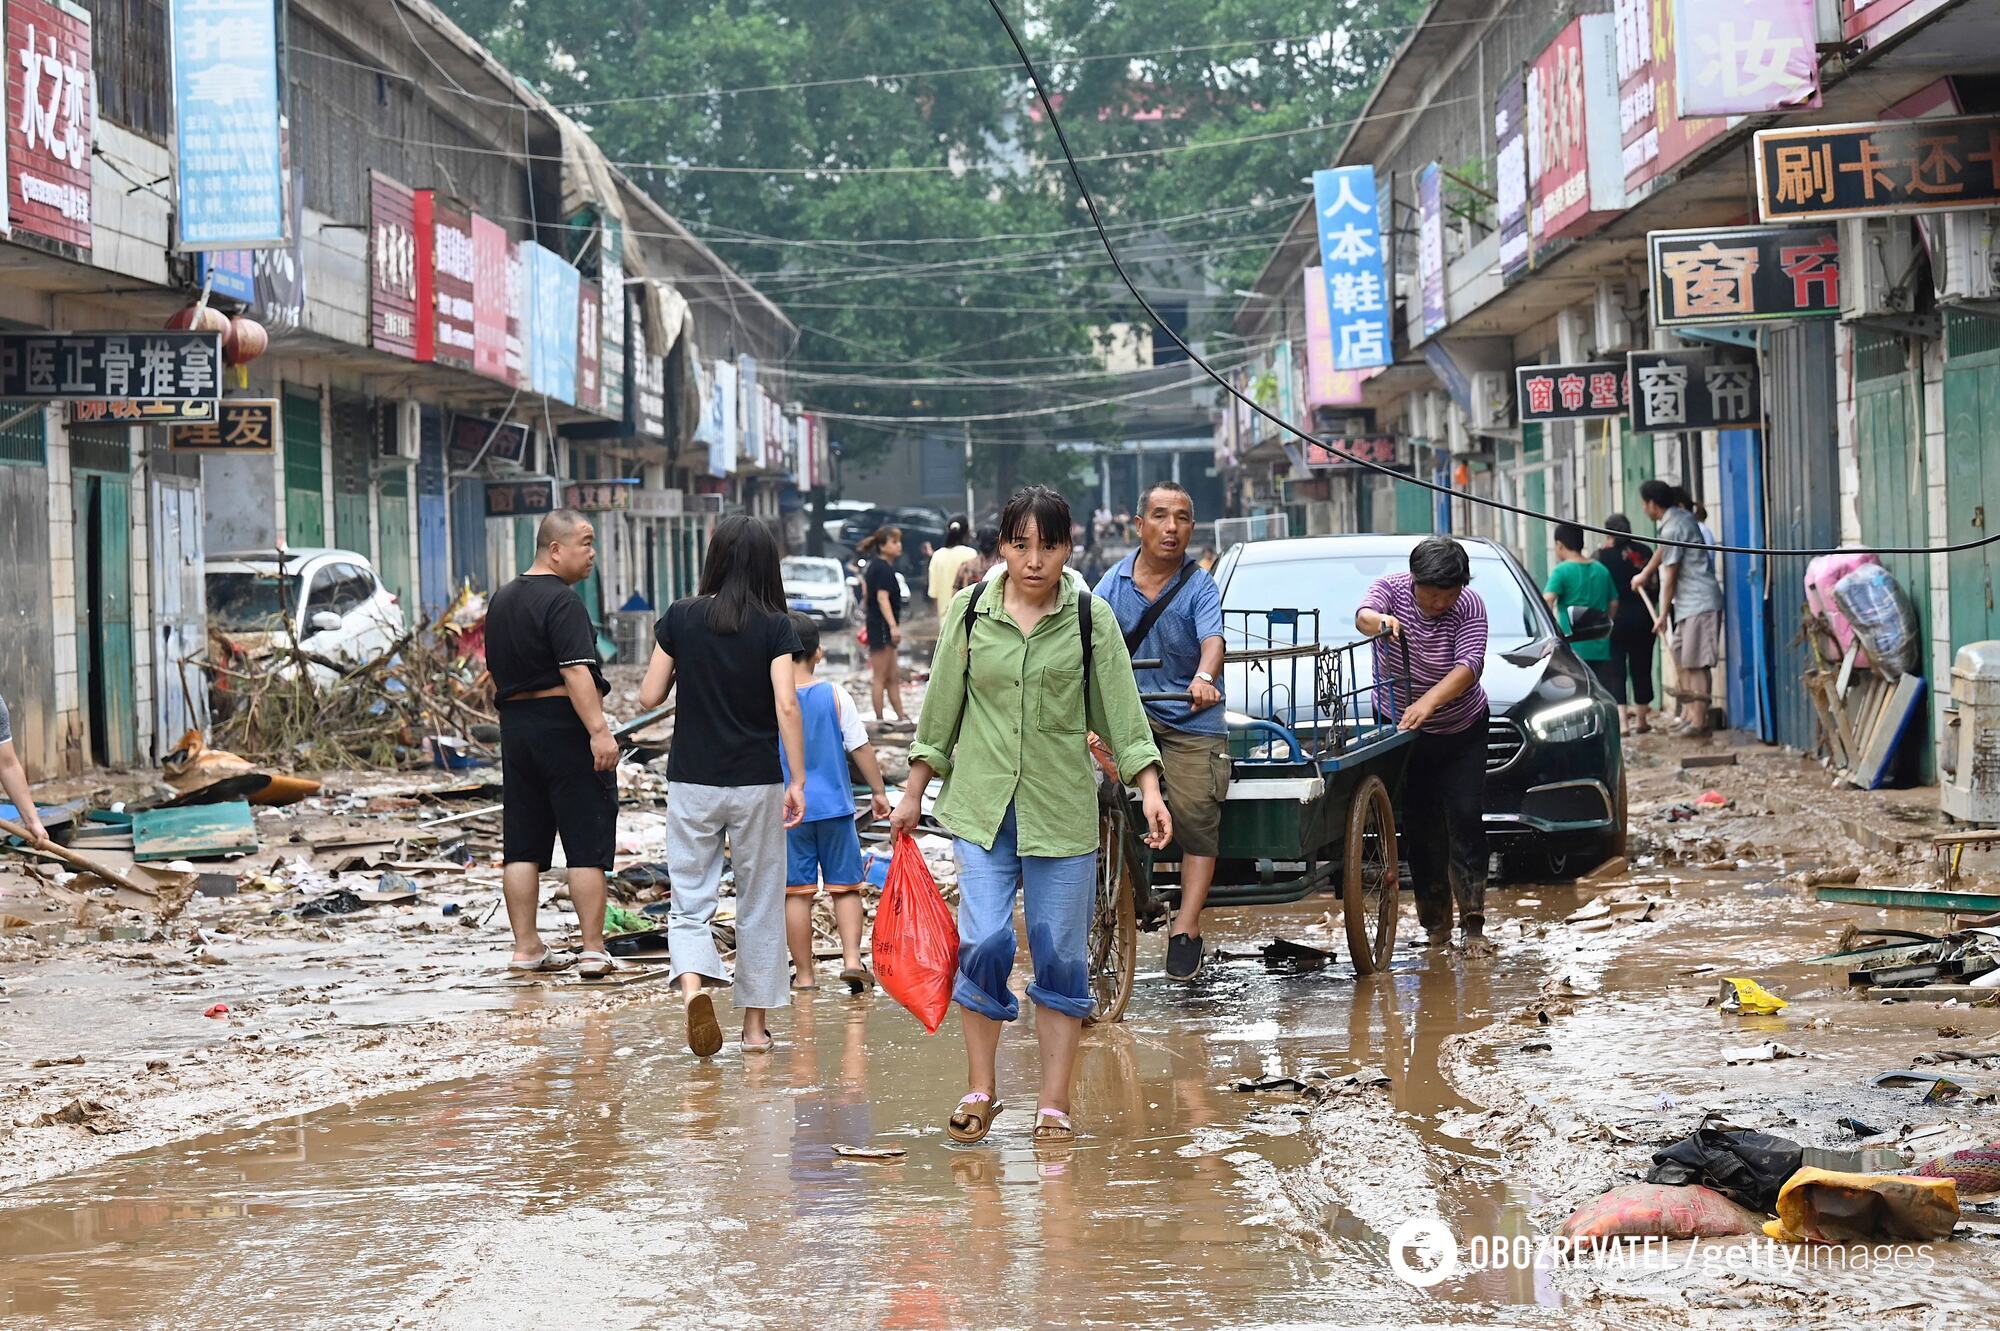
[805,679,869,751]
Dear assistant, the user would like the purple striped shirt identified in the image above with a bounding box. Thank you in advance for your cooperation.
[1362,573,1489,735]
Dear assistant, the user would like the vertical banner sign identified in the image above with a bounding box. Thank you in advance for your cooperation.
[1301,268,1370,408]
[1310,167,1391,370]
[710,357,738,472]
[470,214,508,381]
[369,173,419,359]
[1617,0,1659,193]
[1649,223,1842,325]
[576,280,602,413]
[8,0,93,249]
[1528,15,1625,242]
[528,245,580,405]
[169,0,285,248]
[1495,72,1531,279]
[1628,348,1763,431]
[598,218,626,423]
[1417,162,1447,340]
[739,355,761,463]
[629,291,666,440]
[1676,0,1821,116]
[504,240,528,389]
[431,201,476,371]
[412,189,437,362]
[253,141,305,331]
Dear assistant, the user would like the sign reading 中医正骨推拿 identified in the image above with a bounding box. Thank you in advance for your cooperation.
[1311,166,1392,371]
[1649,223,1841,326]
[1626,348,1762,431]
[1755,115,2000,221]
[1516,363,1630,423]
[168,398,278,452]
[0,332,221,401]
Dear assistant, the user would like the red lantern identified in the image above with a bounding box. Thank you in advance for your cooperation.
[167,302,230,334]
[224,316,268,367]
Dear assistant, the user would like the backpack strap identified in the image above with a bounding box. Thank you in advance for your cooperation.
[948,580,1095,757]
[1079,588,1094,726]
[1119,561,1198,656]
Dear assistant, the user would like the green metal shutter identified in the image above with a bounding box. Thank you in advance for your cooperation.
[1854,329,1931,780]
[282,388,325,546]
[1944,311,2000,653]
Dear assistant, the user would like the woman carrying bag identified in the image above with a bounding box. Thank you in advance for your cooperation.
[888,486,1171,1145]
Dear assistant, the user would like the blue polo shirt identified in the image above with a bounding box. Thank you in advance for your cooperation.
[1095,554,1227,736]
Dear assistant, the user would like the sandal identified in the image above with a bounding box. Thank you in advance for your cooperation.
[685,991,723,1059]
[576,950,616,980]
[741,1036,776,1054]
[839,966,875,994]
[1031,1108,1077,1144]
[946,1093,1004,1144]
[507,947,575,973]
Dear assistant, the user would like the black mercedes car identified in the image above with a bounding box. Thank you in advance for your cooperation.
[1212,534,1625,876]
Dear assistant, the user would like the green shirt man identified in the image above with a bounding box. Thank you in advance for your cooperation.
[1543,524,1616,663]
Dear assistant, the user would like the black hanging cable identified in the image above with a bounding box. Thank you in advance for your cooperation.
[980,0,1998,560]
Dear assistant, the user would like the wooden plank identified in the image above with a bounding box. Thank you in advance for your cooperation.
[1847,674,1925,791]
[130,801,259,862]
[1933,830,2000,848]
[1805,673,1850,769]
[1865,985,1999,1003]
[1815,883,2000,913]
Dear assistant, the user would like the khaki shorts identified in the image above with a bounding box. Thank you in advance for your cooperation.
[1149,720,1230,858]
[1675,609,1721,671]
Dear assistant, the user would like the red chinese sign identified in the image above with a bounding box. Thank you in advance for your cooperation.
[6,0,92,249]
[504,239,527,389]
[1516,362,1628,423]
[412,189,437,362]
[1843,0,1951,43]
[432,200,476,372]
[1303,435,1400,469]
[1617,0,1730,197]
[1529,15,1622,242]
[470,214,508,381]
[576,280,602,413]
[370,172,420,358]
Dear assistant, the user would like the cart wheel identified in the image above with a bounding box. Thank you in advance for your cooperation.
[1342,774,1400,975]
[1086,809,1139,1025]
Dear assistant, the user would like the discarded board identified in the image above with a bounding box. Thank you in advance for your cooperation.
[1866,985,2000,1003]
[1679,752,1738,770]
[1847,674,1926,791]
[1815,884,2000,915]
[130,801,258,862]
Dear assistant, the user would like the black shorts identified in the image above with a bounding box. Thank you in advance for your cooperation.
[498,698,617,870]
[1586,656,1622,699]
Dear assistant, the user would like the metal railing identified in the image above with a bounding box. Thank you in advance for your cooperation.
[1218,608,1412,766]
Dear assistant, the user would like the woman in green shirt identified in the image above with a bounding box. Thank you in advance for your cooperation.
[888,486,1171,1145]
[1544,521,1619,696]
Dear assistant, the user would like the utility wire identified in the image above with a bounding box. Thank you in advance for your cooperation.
[980,0,1997,560]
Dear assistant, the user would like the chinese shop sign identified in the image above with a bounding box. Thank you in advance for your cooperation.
[576,280,602,413]
[1310,166,1391,370]
[505,240,528,388]
[483,479,556,519]
[1527,15,1624,242]
[169,0,284,248]
[1302,435,1401,469]
[470,214,508,381]
[564,481,631,513]
[1617,0,1730,197]
[1417,163,1447,340]
[1675,0,1821,117]
[370,173,423,359]
[0,332,221,400]
[598,219,626,423]
[8,0,92,248]
[431,201,476,371]
[447,413,531,468]
[1756,115,2000,221]
[1515,362,1629,423]
[529,244,579,405]
[1626,348,1762,431]
[169,398,279,452]
[1649,224,1841,326]
[1302,267,1371,408]
[71,397,215,424]
[1495,72,1531,279]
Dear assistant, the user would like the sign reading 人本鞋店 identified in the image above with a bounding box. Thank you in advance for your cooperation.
[1754,115,2000,222]
[1311,166,1392,370]
[169,398,280,452]
[0,332,221,400]
[1649,224,1841,326]
[1515,362,1628,423]
[1626,348,1762,432]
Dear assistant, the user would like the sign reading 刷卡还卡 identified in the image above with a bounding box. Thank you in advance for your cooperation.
[0,332,222,400]
[1649,224,1841,326]
[1311,167,1392,371]
[168,398,279,452]
[1515,363,1629,423]
[1755,115,2000,221]
[1626,348,1762,431]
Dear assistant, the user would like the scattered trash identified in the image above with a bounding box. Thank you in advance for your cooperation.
[1519,1040,1553,1053]
[203,1003,230,1018]
[1233,1074,1309,1093]
[1558,1183,1767,1242]
[1912,1142,2000,1196]
[1680,752,1737,770]
[1838,1116,1884,1138]
[1724,1041,1805,1064]
[1764,1169,1959,1244]
[1803,865,1862,887]
[1646,1128,1804,1212]
[31,1099,113,1132]
[31,1055,84,1068]
[1718,977,1789,1014]
[1872,1070,1965,1102]
[1694,789,1732,808]
[832,1145,907,1161]
[1259,938,1339,970]
[131,802,259,862]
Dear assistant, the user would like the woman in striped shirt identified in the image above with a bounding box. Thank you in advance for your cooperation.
[1355,536,1493,957]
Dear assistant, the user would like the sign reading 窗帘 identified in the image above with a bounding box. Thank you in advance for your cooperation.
[1755,115,2000,221]
[169,398,279,452]
[483,479,556,519]
[1626,348,1762,431]
[1515,362,1629,423]
[1310,167,1391,370]
[1649,224,1841,326]
[169,0,285,249]
[8,0,93,249]
[0,332,222,401]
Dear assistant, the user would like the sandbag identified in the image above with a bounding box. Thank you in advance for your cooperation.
[1763,1168,1958,1244]
[1558,1183,1767,1242]
[1912,1142,2000,1198]
[1645,1128,1804,1213]
[1832,563,1920,681]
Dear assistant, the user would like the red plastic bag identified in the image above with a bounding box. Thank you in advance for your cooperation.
[871,833,959,1033]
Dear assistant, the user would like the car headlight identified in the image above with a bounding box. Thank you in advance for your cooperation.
[1527,697,1602,742]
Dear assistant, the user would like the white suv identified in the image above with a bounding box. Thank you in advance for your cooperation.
[207,548,406,678]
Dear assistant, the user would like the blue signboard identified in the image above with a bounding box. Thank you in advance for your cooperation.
[197,249,255,304]
[529,245,580,405]
[1311,167,1392,371]
[169,0,287,249]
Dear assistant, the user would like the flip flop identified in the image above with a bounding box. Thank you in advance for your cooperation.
[685,991,723,1058]
[946,1094,1004,1144]
[576,950,616,979]
[839,966,875,994]
[1032,1108,1077,1144]
[741,1036,776,1053]
[507,947,575,973]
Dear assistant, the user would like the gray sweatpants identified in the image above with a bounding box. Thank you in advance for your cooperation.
[665,781,789,1011]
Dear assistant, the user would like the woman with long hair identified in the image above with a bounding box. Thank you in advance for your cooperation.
[857,525,907,722]
[639,515,807,1057]
[889,486,1171,1145]
[1596,513,1657,736]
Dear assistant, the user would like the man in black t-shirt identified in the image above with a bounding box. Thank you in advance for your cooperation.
[488,509,619,978]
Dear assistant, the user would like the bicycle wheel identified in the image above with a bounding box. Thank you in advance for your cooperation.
[1086,808,1139,1025]
[1342,774,1400,975]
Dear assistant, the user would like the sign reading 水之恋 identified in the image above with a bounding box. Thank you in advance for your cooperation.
[1755,115,2000,221]
[1310,166,1392,370]
[0,332,221,401]
[1626,348,1762,432]
[8,0,93,249]
[1649,224,1840,326]
[1516,363,1629,423]
[169,398,279,452]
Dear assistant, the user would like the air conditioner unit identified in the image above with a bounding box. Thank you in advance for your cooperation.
[642,462,667,490]
[1939,211,2000,304]
[1469,371,1512,431]
[1593,282,1633,353]
[1842,217,1919,319]
[390,401,420,462]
